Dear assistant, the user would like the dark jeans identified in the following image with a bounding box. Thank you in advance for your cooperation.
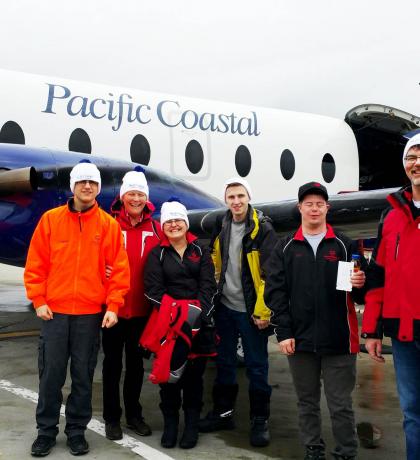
[102,316,148,423]
[392,338,420,460]
[288,352,357,458]
[214,303,271,394]
[36,313,102,439]
[160,357,207,413]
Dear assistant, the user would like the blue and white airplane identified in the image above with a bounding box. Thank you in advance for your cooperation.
[0,69,416,267]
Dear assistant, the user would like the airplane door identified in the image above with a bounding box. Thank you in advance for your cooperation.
[167,109,211,181]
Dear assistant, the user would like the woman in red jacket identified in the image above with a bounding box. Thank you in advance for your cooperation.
[102,167,162,441]
[144,199,217,449]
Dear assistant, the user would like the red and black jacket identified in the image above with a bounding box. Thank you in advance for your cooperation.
[265,225,367,355]
[144,232,217,356]
[362,187,420,342]
[111,198,162,319]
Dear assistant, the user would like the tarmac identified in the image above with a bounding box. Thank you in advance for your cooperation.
[0,264,405,460]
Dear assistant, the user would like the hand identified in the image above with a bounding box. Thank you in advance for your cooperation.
[105,265,113,280]
[36,304,53,321]
[365,338,385,363]
[252,316,270,329]
[351,270,366,289]
[279,338,295,355]
[102,311,118,328]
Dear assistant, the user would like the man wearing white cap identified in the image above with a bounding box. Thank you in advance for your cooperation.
[24,160,130,457]
[199,177,277,447]
[362,133,420,460]
[102,167,162,441]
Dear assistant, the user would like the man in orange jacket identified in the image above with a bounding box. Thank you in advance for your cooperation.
[24,160,130,457]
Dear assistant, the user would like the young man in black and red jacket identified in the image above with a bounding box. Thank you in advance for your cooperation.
[362,133,420,460]
[265,182,367,460]
[102,168,162,441]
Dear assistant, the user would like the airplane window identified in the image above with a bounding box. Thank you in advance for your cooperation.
[235,145,251,177]
[0,121,25,144]
[69,128,92,154]
[321,153,336,183]
[185,139,204,174]
[280,149,295,180]
[130,134,151,165]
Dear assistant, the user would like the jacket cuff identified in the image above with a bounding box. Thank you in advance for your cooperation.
[33,297,47,308]
[361,331,383,339]
[106,303,120,314]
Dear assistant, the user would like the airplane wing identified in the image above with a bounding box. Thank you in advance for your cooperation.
[188,188,395,240]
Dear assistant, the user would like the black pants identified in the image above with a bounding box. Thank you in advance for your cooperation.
[36,313,101,439]
[102,316,148,422]
[160,357,207,414]
[288,352,358,458]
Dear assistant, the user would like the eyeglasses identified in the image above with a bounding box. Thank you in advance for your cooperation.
[404,155,420,164]
[76,180,98,186]
[163,219,185,226]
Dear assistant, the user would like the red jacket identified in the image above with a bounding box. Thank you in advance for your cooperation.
[362,188,420,341]
[24,200,130,315]
[111,199,162,318]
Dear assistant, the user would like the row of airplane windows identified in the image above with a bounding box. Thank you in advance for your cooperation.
[0,120,336,182]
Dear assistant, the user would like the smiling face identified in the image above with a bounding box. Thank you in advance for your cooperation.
[404,145,420,190]
[121,190,147,218]
[298,193,329,233]
[163,218,188,242]
[225,184,250,222]
[73,180,99,210]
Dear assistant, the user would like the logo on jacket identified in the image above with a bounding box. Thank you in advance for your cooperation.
[187,252,201,263]
[324,250,338,262]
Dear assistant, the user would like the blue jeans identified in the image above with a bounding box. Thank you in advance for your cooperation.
[392,338,420,460]
[214,304,271,393]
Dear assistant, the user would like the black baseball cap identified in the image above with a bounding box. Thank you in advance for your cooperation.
[298,181,329,202]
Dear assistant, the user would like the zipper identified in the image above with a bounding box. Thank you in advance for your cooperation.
[394,233,400,260]
[72,212,82,313]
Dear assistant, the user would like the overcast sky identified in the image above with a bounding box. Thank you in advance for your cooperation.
[1,0,420,118]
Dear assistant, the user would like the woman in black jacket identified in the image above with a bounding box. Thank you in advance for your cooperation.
[143,199,217,449]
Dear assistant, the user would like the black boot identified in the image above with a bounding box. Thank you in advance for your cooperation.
[159,385,181,448]
[179,409,200,449]
[199,383,238,433]
[160,411,179,448]
[249,389,271,447]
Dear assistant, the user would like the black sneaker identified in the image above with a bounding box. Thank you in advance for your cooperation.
[250,416,270,447]
[31,436,56,457]
[67,435,89,456]
[198,410,235,433]
[105,421,123,440]
[127,418,152,436]
[304,445,326,460]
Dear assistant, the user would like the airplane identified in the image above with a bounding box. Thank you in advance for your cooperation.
[0,141,395,269]
[0,69,416,269]
[0,69,417,205]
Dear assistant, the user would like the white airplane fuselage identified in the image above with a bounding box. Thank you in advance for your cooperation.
[0,69,359,202]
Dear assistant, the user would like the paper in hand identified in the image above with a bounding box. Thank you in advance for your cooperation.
[336,261,353,292]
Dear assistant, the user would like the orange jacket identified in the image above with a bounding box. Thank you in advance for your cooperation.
[24,201,130,315]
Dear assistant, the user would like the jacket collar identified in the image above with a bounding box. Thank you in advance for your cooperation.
[222,204,259,240]
[110,197,155,227]
[294,223,335,241]
[388,186,414,220]
[67,198,98,216]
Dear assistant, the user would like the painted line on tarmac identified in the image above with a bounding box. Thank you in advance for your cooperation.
[0,379,175,460]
